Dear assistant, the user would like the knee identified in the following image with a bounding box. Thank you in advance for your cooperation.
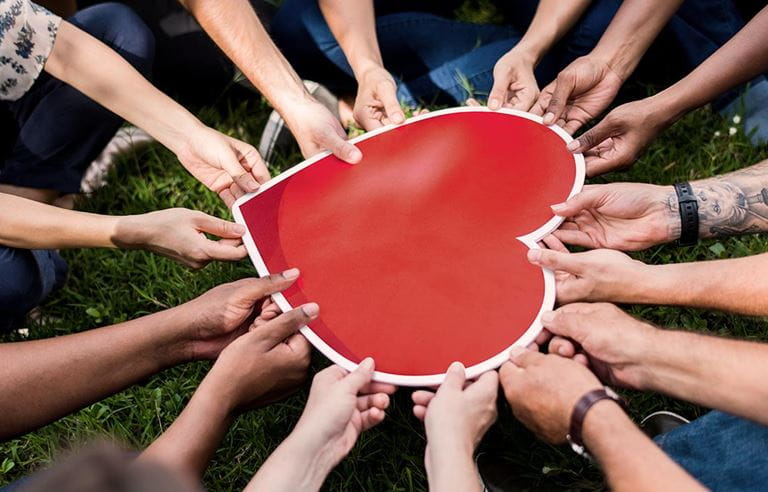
[272,0,324,48]
[70,3,156,76]
[0,248,44,322]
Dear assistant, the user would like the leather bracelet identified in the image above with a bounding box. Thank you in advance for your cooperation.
[674,182,699,246]
[566,387,627,459]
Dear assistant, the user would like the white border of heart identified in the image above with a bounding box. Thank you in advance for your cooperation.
[232,106,585,386]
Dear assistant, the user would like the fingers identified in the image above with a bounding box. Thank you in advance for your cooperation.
[534,328,553,347]
[543,71,575,125]
[360,381,397,395]
[411,390,435,407]
[488,74,509,110]
[440,361,466,391]
[323,125,363,164]
[256,303,319,348]
[549,336,576,357]
[234,268,301,303]
[412,405,428,421]
[527,248,583,275]
[567,118,618,155]
[232,139,271,184]
[379,83,405,125]
[507,346,545,368]
[201,241,247,262]
[285,332,311,356]
[541,234,569,252]
[340,357,376,394]
[550,187,603,217]
[539,309,587,345]
[552,228,597,249]
[360,406,387,431]
[356,392,390,412]
[194,213,246,239]
[467,370,500,400]
[219,189,236,208]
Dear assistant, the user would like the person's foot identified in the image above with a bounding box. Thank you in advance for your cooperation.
[640,410,690,438]
[719,77,768,145]
[257,80,340,164]
[82,126,155,193]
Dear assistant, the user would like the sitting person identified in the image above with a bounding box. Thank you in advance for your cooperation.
[12,358,395,491]
[0,193,249,331]
[0,272,311,440]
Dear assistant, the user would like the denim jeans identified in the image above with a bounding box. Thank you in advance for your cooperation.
[0,3,155,330]
[655,411,768,491]
[0,2,155,194]
[271,0,752,107]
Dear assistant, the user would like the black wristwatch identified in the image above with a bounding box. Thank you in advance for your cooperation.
[566,387,628,459]
[674,182,699,246]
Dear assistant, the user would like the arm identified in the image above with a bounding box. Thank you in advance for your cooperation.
[488,0,591,111]
[0,274,299,439]
[180,0,361,162]
[0,194,247,269]
[567,7,768,176]
[44,22,267,204]
[318,0,404,130]
[138,305,315,481]
[543,303,768,426]
[500,349,703,491]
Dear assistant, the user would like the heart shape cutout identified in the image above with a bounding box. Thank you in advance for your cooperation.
[234,107,584,385]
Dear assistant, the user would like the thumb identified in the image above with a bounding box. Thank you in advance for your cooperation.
[567,117,620,154]
[488,73,509,110]
[340,357,376,394]
[527,248,584,275]
[229,269,302,304]
[539,309,588,344]
[550,187,603,217]
[195,213,246,239]
[543,71,575,125]
[322,125,362,164]
[440,361,466,391]
[256,303,319,348]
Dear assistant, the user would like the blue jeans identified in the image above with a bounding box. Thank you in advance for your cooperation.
[0,3,155,194]
[655,411,768,490]
[271,0,752,106]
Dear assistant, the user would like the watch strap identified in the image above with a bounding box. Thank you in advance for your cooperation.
[674,182,699,246]
[567,387,627,458]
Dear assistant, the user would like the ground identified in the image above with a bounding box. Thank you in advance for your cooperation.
[2,5,768,489]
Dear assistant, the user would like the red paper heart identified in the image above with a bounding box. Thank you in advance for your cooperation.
[234,108,584,385]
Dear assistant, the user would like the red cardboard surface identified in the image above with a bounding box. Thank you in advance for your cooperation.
[234,108,584,385]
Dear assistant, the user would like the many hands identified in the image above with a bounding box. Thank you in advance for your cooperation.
[566,96,673,176]
[203,303,317,413]
[551,183,679,251]
[175,125,271,207]
[115,208,247,269]
[531,56,623,134]
[354,66,406,130]
[288,358,396,469]
[488,49,539,111]
[499,348,602,444]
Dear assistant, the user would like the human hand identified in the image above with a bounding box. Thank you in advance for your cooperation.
[177,270,301,360]
[203,304,316,413]
[353,66,406,130]
[283,95,363,163]
[499,348,602,444]
[528,242,650,305]
[175,125,270,207]
[488,49,539,111]
[288,358,396,469]
[531,56,623,134]
[412,363,498,472]
[115,208,247,269]
[551,183,679,251]
[541,303,657,390]
[565,97,673,176]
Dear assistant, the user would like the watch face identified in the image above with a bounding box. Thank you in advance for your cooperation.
[234,107,584,386]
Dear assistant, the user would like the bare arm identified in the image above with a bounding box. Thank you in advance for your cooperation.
[513,0,592,66]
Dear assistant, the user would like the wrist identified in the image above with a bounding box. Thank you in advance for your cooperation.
[581,398,634,451]
[278,432,338,489]
[112,214,150,250]
[505,43,543,67]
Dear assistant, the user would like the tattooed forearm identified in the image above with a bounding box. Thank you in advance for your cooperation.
[687,159,768,238]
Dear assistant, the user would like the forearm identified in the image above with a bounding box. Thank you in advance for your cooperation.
[246,434,336,492]
[583,402,703,491]
[319,0,382,78]
[0,194,117,249]
[138,380,233,480]
[631,254,768,316]
[638,330,768,425]
[425,443,482,492]
[0,307,193,439]
[590,0,684,80]
[44,22,203,155]
[651,6,768,121]
[181,0,309,113]
[513,0,592,65]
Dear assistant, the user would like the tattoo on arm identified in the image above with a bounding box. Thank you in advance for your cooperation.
[691,160,768,238]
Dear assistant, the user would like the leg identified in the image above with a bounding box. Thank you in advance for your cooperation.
[654,411,768,490]
[0,3,155,195]
[0,248,67,332]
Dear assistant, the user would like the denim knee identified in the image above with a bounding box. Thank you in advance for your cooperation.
[69,3,156,76]
[0,248,67,331]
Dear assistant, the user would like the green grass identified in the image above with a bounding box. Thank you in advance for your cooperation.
[1,93,767,491]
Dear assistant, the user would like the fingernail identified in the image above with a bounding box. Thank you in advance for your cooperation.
[567,140,580,152]
[527,249,542,262]
[543,112,555,124]
[233,224,246,235]
[393,113,405,124]
[301,302,319,317]
[488,98,500,110]
[551,203,566,213]
[541,311,555,323]
[509,346,525,359]
[282,268,300,280]
[558,346,569,356]
[449,361,465,372]
[360,357,374,370]
[347,147,363,163]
